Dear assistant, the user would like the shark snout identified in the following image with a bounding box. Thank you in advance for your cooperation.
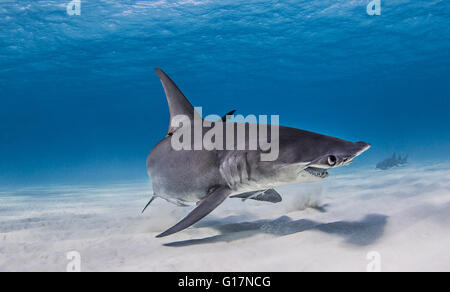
[355,141,371,155]
[308,141,371,169]
[340,141,371,166]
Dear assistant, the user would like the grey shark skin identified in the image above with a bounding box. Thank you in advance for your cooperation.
[147,68,371,238]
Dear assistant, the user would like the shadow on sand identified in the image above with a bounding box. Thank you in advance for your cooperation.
[163,214,388,247]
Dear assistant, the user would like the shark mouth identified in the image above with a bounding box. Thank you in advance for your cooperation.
[304,167,329,178]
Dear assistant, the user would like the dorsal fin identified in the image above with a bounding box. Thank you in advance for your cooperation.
[155,68,202,135]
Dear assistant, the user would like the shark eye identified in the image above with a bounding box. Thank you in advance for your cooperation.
[327,155,337,166]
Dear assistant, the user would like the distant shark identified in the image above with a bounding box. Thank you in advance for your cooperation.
[376,153,408,170]
[144,68,371,238]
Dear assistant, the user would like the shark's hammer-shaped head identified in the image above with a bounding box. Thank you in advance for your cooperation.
[274,127,371,182]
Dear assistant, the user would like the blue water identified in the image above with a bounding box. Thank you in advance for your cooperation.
[1,0,449,186]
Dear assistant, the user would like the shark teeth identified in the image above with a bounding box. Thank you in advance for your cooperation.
[305,167,329,178]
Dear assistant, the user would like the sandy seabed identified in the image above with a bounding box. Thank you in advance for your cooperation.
[0,163,449,272]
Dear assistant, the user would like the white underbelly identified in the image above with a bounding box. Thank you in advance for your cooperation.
[232,169,323,195]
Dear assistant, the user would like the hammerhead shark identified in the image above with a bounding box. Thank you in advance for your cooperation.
[144,68,371,238]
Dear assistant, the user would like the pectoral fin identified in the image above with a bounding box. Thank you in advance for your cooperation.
[156,186,231,238]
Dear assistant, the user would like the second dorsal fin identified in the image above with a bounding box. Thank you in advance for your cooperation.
[155,68,202,135]
[221,110,236,122]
